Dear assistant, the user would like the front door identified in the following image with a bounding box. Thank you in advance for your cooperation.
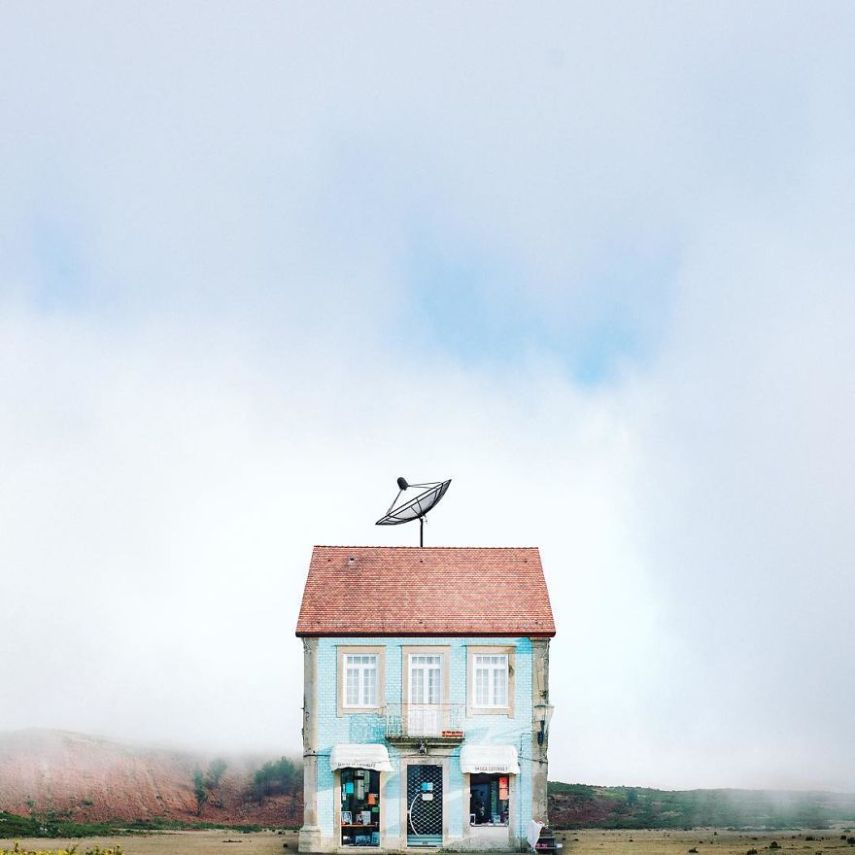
[407,764,443,847]
[408,654,442,736]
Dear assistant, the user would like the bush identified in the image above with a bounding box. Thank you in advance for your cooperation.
[252,757,302,800]
[192,769,208,813]
[207,758,227,787]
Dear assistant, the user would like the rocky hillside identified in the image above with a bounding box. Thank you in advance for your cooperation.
[0,730,301,827]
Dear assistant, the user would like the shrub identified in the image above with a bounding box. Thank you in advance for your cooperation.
[192,769,208,813]
[207,758,227,787]
[252,757,302,800]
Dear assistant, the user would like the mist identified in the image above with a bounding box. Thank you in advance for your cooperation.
[2,2,854,791]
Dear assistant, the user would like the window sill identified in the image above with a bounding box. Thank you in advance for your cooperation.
[467,706,512,717]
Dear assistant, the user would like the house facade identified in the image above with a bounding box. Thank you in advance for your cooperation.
[296,546,555,853]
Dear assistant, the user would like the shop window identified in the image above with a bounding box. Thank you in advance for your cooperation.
[340,768,380,846]
[469,773,510,826]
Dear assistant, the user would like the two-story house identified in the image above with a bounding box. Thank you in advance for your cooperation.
[295,546,556,852]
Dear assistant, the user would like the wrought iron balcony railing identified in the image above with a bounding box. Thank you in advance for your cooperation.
[383,703,465,742]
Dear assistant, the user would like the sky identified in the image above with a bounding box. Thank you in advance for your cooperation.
[2,2,855,792]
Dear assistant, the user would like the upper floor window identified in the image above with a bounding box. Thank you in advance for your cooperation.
[473,654,508,707]
[402,646,451,737]
[409,654,442,705]
[345,654,378,707]
[338,646,384,714]
[468,646,514,715]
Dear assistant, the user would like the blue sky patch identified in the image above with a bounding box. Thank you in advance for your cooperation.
[402,233,677,386]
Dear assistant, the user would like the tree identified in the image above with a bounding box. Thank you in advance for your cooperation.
[207,758,228,787]
[252,756,302,800]
[193,769,208,814]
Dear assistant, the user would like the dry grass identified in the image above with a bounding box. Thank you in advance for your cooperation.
[1,828,852,855]
[557,828,851,855]
[0,830,298,855]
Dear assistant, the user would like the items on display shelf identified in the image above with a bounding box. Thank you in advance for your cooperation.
[470,773,510,827]
[340,767,381,847]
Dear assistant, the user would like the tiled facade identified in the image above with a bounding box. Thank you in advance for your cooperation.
[296,547,555,854]
[299,635,551,852]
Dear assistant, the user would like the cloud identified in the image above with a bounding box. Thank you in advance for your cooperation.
[1,1,855,790]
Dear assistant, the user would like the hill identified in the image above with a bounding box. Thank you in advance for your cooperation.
[5,731,855,833]
[548,782,855,830]
[0,729,300,828]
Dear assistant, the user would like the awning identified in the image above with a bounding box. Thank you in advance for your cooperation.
[459,744,519,775]
[330,744,393,772]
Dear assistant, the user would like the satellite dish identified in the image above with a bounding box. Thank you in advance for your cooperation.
[376,477,452,546]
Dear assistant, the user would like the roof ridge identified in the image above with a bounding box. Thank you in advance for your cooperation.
[312,545,540,549]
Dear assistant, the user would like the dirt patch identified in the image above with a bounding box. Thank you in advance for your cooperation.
[0,829,298,855]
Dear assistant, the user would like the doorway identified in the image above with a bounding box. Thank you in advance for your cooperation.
[408,654,442,736]
[406,764,443,847]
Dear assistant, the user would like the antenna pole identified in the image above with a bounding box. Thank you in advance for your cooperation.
[419,516,424,547]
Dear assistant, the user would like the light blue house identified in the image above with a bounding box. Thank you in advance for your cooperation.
[296,546,556,853]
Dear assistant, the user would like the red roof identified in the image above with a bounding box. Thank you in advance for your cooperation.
[295,546,555,637]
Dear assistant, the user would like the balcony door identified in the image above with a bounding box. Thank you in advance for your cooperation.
[408,654,442,736]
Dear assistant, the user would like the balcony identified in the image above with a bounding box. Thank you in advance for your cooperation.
[383,703,465,746]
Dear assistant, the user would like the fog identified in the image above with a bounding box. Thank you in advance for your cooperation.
[2,2,854,791]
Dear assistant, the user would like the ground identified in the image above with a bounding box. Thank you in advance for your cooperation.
[0,830,295,855]
[558,829,851,855]
[0,829,851,855]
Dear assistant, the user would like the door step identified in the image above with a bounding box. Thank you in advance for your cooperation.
[408,834,442,847]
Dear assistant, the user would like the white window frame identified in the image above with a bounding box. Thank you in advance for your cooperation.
[345,654,379,708]
[472,654,508,708]
[401,645,450,737]
[408,654,443,705]
[338,646,384,715]
[467,645,515,716]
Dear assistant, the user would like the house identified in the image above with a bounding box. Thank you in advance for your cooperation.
[295,546,556,853]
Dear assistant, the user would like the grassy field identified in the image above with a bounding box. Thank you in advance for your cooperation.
[558,828,853,855]
[0,829,298,855]
[2,828,852,855]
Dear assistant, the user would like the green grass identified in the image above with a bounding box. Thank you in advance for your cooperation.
[0,812,296,839]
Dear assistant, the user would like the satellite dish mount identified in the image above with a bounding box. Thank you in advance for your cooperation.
[375,477,452,546]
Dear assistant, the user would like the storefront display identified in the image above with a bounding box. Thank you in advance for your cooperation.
[341,768,380,846]
[469,773,510,826]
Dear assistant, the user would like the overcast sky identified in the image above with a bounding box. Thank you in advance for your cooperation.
[2,2,855,792]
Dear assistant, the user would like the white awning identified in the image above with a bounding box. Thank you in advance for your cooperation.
[460,744,519,775]
[330,744,393,772]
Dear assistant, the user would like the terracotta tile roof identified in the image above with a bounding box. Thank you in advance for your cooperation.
[295,546,556,637]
